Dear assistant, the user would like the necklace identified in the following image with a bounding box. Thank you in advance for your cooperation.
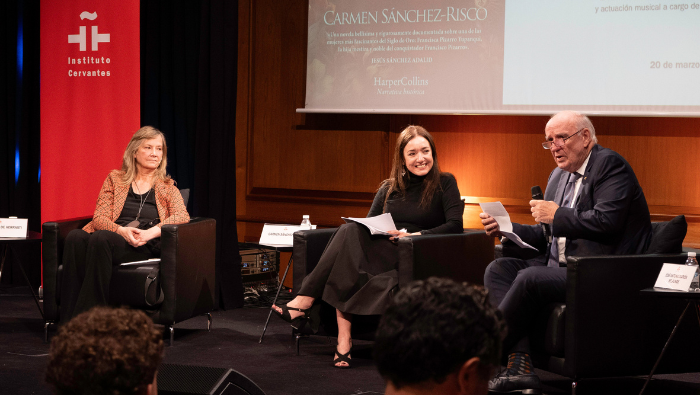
[126,181,153,228]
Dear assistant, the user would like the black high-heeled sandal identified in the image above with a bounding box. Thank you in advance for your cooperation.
[271,303,320,331]
[333,347,352,369]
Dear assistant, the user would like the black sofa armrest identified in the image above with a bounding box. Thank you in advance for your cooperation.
[562,253,693,378]
[42,216,93,322]
[397,230,494,288]
[155,217,216,325]
[292,228,337,293]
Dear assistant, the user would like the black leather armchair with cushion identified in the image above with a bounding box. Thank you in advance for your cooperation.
[42,216,216,345]
[291,228,494,341]
[496,215,700,391]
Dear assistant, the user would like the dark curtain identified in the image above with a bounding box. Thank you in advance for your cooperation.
[141,0,243,309]
[1,0,40,231]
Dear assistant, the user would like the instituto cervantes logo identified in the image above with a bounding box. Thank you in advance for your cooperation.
[67,11,112,77]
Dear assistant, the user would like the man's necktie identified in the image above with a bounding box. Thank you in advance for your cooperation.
[548,173,582,268]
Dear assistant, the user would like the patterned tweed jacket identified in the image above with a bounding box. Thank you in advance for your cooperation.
[83,170,190,233]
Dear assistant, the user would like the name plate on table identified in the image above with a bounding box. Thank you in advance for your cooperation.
[259,224,301,247]
[0,218,28,238]
[654,263,697,291]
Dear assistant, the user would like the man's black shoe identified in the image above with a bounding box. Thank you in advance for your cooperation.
[488,371,542,394]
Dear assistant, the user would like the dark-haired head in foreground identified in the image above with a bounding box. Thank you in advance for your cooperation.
[375,277,506,395]
[46,306,164,395]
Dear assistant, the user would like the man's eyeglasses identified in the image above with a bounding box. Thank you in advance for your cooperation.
[542,128,584,149]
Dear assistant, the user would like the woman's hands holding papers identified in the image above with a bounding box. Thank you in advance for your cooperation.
[387,229,420,241]
[479,213,504,238]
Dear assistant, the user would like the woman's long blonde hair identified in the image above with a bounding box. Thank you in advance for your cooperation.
[120,126,171,185]
[382,125,442,210]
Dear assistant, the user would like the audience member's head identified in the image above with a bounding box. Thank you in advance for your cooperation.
[46,306,164,395]
[375,277,506,395]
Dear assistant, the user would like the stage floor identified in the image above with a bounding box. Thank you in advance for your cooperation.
[2,285,700,395]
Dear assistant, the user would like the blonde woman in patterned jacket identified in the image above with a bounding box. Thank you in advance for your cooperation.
[59,126,189,322]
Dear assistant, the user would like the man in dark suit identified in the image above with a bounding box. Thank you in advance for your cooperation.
[480,111,652,394]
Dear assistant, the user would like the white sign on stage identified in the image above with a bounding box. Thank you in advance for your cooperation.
[259,224,301,247]
[654,263,697,291]
[0,218,28,238]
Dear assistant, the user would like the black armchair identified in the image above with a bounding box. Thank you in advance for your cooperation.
[42,216,217,345]
[532,254,700,378]
[291,228,494,343]
[496,215,700,392]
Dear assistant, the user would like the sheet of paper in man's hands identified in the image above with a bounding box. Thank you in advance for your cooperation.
[479,202,538,251]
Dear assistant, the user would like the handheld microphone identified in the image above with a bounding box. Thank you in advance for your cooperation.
[531,185,551,242]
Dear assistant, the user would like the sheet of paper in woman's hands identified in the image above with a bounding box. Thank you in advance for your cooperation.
[479,202,538,251]
[342,213,397,236]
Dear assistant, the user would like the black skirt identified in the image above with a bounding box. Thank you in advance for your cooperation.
[298,222,399,315]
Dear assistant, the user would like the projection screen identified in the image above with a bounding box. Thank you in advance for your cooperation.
[299,0,700,116]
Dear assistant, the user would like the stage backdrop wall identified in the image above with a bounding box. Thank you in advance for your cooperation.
[236,0,700,277]
[40,0,140,224]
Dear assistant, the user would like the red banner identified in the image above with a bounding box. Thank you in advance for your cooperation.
[40,1,140,224]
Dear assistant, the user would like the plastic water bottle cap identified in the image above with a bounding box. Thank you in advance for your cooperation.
[303,215,309,219]
[690,252,697,257]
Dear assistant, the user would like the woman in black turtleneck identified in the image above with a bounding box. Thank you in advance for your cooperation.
[272,125,463,368]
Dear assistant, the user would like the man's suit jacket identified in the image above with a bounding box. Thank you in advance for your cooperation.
[512,144,652,259]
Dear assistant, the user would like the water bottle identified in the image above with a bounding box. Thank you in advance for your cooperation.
[300,215,311,230]
[686,252,699,292]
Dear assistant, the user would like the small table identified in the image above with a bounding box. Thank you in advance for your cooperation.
[638,287,700,395]
[247,242,294,343]
[0,231,44,320]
